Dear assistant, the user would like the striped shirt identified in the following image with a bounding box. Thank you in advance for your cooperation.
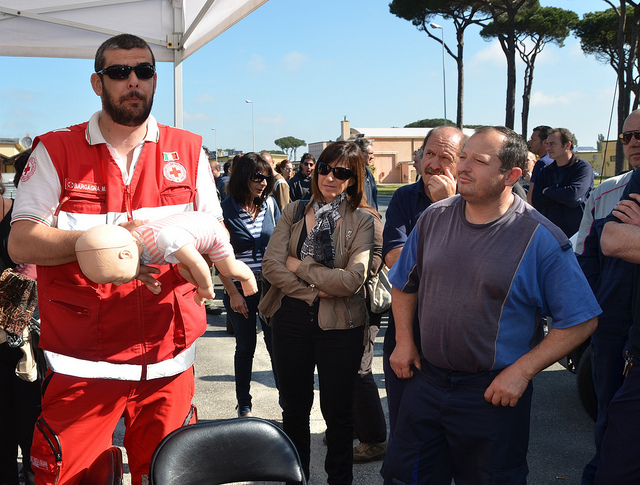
[235,203,266,274]
[132,211,232,265]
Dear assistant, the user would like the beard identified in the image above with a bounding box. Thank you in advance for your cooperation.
[101,84,153,127]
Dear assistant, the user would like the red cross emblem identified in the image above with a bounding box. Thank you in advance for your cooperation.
[163,162,187,183]
[20,156,36,183]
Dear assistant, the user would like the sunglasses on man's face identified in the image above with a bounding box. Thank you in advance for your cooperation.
[619,130,640,145]
[317,162,353,181]
[250,172,272,183]
[96,63,156,80]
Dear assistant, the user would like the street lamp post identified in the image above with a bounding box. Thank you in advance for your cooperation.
[430,23,447,126]
[211,128,217,162]
[245,99,255,152]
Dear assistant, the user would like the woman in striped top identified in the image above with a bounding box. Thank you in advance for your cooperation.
[220,152,281,418]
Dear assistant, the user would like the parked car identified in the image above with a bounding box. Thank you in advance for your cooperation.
[559,335,596,421]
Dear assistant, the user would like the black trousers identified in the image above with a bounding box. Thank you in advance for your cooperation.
[0,343,41,485]
[272,296,364,485]
[353,313,387,444]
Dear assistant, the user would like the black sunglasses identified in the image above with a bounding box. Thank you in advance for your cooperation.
[96,63,156,80]
[317,162,353,181]
[250,172,272,183]
[619,130,640,145]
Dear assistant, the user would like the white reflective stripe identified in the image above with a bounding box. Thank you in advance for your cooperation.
[56,203,194,231]
[44,344,196,380]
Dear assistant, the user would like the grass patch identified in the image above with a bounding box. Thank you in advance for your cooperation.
[378,184,404,196]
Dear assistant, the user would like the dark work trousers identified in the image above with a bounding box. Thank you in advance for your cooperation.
[272,296,364,485]
[0,343,41,485]
[381,359,531,485]
[382,309,421,438]
[581,319,630,484]
[354,311,387,444]
[595,354,640,484]
[223,280,276,412]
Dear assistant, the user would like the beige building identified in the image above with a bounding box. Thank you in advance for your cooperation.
[576,140,634,179]
[309,119,473,184]
[0,137,30,174]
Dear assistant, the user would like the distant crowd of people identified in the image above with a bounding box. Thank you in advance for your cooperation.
[5,31,640,485]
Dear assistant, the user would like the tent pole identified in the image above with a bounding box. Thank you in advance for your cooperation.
[174,50,183,128]
[173,0,184,128]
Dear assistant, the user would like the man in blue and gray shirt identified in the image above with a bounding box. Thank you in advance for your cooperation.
[381,126,600,485]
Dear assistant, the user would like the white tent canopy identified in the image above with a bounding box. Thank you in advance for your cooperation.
[0,0,269,127]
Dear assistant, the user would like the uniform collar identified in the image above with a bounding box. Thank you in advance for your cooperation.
[85,111,160,146]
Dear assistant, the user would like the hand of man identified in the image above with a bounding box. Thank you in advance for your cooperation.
[137,265,162,294]
[427,167,457,202]
[390,342,422,379]
[484,362,531,407]
[118,219,162,291]
[613,193,640,226]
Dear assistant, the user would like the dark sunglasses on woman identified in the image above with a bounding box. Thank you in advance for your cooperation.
[96,63,156,80]
[250,172,273,183]
[317,162,353,181]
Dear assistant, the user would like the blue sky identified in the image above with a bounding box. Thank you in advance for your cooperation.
[0,0,620,155]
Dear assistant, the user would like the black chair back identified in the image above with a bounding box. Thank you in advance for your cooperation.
[149,417,306,485]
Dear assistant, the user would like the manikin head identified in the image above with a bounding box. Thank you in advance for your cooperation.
[76,225,141,285]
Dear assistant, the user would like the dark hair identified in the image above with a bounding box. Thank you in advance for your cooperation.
[549,128,576,151]
[223,161,232,175]
[13,149,32,188]
[227,152,274,207]
[311,141,365,210]
[532,125,552,141]
[275,159,291,174]
[298,153,316,171]
[474,126,528,172]
[94,34,155,72]
[354,137,372,153]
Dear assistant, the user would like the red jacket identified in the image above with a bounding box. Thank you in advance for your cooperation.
[35,122,206,380]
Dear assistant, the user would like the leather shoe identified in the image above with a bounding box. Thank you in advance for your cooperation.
[353,441,387,463]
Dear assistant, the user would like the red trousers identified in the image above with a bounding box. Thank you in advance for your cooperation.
[31,368,196,485]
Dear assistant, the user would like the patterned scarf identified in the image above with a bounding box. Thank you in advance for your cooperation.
[300,192,346,268]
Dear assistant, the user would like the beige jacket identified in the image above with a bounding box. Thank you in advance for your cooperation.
[259,198,375,330]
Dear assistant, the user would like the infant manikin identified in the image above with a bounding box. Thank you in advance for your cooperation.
[75,212,257,305]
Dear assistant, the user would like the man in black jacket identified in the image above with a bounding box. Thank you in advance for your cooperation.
[289,153,315,201]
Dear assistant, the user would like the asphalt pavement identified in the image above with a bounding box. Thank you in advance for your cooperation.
[111,193,595,484]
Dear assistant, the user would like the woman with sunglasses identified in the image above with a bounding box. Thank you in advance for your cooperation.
[220,152,280,418]
[260,141,377,484]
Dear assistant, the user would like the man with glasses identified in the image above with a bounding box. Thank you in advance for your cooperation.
[531,128,594,237]
[8,34,222,485]
[289,153,315,201]
[576,110,640,484]
[590,111,640,484]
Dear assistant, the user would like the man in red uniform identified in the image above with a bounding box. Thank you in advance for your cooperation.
[8,34,222,485]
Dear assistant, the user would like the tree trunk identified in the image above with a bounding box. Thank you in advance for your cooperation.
[617,0,628,174]
[521,59,534,139]
[504,15,517,129]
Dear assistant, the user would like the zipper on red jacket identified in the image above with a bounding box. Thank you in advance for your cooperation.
[124,185,133,221]
[123,183,148,379]
[138,279,148,380]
